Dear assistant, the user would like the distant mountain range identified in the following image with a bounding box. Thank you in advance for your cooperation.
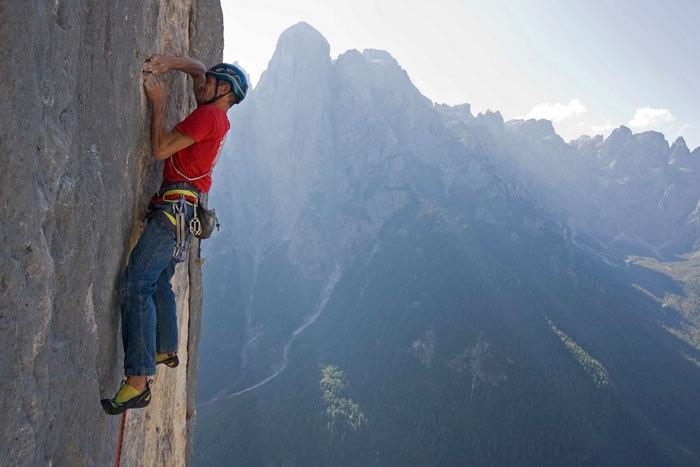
[194,22,700,466]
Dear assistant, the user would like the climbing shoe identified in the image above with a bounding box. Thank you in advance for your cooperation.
[156,353,179,368]
[101,380,151,415]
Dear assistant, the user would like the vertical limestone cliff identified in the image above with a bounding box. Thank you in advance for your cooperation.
[0,1,222,465]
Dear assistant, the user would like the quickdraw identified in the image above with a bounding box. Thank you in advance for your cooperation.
[189,207,202,237]
[172,196,190,263]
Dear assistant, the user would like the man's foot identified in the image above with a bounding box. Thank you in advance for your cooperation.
[101,380,151,415]
[156,353,179,368]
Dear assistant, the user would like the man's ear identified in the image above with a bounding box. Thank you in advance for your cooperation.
[219,82,233,96]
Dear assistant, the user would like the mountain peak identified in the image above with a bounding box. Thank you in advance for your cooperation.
[604,125,635,148]
[671,136,688,151]
[278,22,329,51]
[506,118,562,143]
[670,136,695,169]
[257,22,332,98]
[271,21,330,65]
[610,125,633,138]
[333,46,430,108]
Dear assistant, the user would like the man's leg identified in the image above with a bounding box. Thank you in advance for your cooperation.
[154,260,178,356]
[102,217,175,414]
[120,217,176,379]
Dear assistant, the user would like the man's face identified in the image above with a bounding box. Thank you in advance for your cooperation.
[198,75,233,105]
[196,75,218,105]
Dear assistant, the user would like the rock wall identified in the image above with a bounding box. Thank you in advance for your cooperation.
[0,1,222,465]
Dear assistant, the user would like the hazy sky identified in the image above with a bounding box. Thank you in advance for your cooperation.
[221,0,699,150]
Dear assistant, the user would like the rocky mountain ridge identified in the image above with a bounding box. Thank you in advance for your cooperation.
[195,22,700,465]
[214,21,700,289]
[441,104,700,260]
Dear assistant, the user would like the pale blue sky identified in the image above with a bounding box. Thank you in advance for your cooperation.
[221,0,699,150]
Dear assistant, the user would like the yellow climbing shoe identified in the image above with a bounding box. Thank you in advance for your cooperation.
[101,380,151,415]
[156,353,179,368]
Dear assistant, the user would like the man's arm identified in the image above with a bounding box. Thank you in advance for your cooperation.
[143,55,207,102]
[143,73,195,160]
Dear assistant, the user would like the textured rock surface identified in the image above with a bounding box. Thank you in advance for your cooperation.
[0,1,222,465]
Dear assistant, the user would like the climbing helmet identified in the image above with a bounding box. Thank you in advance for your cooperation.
[206,63,249,103]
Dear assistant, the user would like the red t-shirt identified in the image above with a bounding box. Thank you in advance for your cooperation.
[164,104,230,193]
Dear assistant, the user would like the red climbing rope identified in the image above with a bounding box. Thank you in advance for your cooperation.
[115,411,127,467]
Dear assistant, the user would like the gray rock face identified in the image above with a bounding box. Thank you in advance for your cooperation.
[0,1,223,465]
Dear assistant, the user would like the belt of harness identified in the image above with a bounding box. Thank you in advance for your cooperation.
[159,181,201,196]
[159,189,199,205]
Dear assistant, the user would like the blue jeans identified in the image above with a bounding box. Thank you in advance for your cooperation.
[119,202,193,376]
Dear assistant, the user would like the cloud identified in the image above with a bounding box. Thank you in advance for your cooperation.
[628,107,675,129]
[590,120,616,134]
[525,98,587,122]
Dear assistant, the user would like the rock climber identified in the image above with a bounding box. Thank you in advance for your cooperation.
[101,55,248,415]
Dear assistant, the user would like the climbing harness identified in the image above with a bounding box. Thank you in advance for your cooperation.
[164,160,219,239]
[167,147,224,239]
[160,188,199,204]
[150,184,207,259]
[154,189,218,240]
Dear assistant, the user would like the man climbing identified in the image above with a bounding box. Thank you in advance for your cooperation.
[101,55,248,415]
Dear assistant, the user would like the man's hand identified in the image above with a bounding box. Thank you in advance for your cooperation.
[142,55,200,159]
[143,72,196,160]
[143,55,173,77]
[142,55,207,104]
[142,55,206,80]
[143,73,166,105]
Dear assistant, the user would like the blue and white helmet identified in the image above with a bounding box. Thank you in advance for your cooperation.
[206,63,249,103]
